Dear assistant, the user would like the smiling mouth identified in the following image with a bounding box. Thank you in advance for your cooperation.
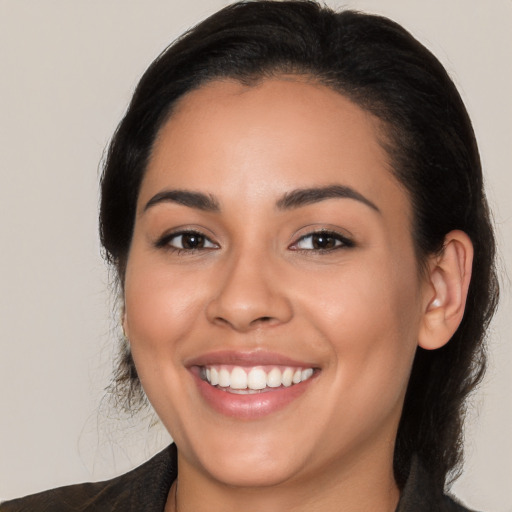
[199,365,315,394]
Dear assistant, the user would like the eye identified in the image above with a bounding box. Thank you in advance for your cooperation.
[291,230,354,252]
[157,230,218,251]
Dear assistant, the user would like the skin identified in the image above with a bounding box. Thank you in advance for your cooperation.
[122,78,469,512]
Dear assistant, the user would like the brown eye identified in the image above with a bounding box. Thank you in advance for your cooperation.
[311,233,337,249]
[292,230,354,252]
[181,233,206,249]
[162,231,218,251]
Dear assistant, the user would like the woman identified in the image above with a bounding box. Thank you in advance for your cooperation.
[1,1,500,511]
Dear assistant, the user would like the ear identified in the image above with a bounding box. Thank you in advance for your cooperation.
[418,230,473,350]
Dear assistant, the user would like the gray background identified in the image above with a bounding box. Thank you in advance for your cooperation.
[1,1,510,510]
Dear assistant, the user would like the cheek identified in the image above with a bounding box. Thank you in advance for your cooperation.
[122,256,210,430]
[295,252,422,385]
[123,256,207,360]
[302,254,420,334]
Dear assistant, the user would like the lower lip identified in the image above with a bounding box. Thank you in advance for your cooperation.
[191,369,316,419]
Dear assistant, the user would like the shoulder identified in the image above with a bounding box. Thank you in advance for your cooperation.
[0,445,177,512]
[397,456,481,512]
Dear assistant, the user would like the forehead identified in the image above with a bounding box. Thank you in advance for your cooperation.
[140,78,409,221]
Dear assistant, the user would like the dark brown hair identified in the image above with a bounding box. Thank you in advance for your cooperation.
[100,0,499,491]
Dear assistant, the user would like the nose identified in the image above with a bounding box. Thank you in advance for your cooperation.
[205,250,293,332]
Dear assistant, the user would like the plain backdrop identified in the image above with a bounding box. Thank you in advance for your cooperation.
[0,1,511,510]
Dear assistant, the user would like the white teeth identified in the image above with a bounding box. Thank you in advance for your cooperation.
[202,365,315,390]
[218,368,230,387]
[282,367,293,387]
[247,368,267,390]
[230,366,248,389]
[210,367,219,385]
[301,368,314,381]
[267,368,282,388]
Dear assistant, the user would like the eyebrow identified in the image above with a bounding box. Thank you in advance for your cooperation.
[275,185,380,212]
[144,189,220,213]
[143,184,379,214]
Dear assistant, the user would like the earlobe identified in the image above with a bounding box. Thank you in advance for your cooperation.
[418,230,473,350]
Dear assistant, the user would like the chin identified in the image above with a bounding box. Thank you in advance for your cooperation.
[179,422,312,488]
[202,451,303,488]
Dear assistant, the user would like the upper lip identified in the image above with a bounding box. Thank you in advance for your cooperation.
[185,350,318,369]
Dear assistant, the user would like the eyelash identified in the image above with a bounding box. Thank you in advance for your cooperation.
[289,230,354,253]
[155,230,219,254]
[155,229,354,254]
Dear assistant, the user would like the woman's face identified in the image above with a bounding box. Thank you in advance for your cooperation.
[123,78,430,488]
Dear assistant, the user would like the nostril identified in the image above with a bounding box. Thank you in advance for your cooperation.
[251,316,274,325]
